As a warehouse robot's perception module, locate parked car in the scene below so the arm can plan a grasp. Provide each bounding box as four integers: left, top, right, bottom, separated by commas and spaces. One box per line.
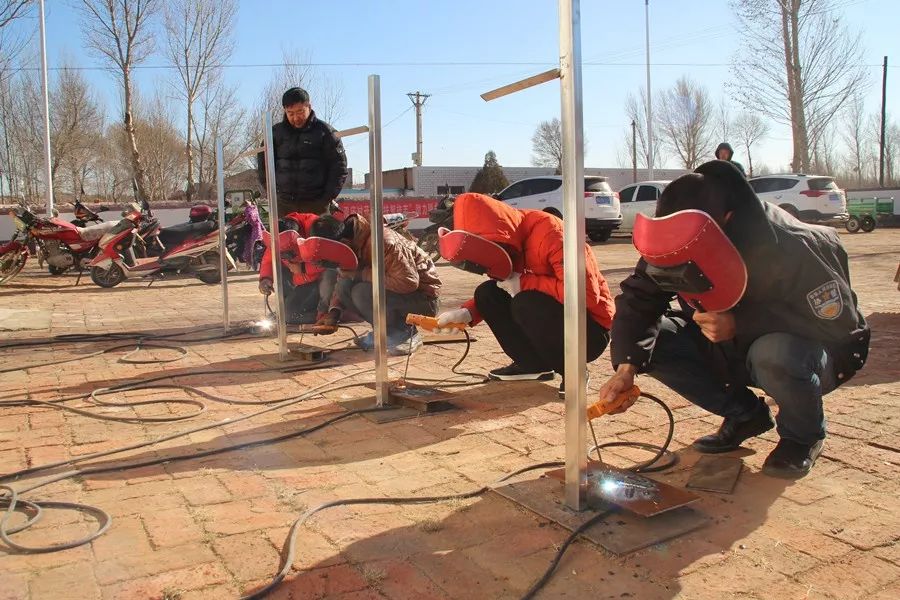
748, 174, 848, 224
494, 176, 621, 242
617, 180, 670, 232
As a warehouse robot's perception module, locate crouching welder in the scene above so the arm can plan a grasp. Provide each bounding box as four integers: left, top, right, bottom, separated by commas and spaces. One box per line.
258, 213, 336, 325
433, 193, 615, 398
309, 214, 442, 355
596, 160, 870, 478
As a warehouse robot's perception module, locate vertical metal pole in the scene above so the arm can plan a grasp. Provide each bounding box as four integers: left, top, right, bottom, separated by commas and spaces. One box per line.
415, 93, 423, 166
38, 0, 53, 217
879, 56, 888, 188
263, 112, 288, 361
644, 0, 654, 180
559, 0, 587, 511
369, 75, 389, 406
215, 140, 229, 334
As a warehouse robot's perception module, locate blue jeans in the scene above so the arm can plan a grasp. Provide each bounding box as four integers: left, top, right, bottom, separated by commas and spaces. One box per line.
648, 317, 835, 444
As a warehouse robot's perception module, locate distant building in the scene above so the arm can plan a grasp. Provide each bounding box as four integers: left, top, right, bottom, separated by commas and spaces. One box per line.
367, 166, 687, 196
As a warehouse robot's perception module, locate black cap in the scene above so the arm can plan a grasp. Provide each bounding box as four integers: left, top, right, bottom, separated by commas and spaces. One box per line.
282, 87, 310, 107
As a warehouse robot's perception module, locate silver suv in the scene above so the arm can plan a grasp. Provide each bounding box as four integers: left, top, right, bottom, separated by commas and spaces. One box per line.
494, 176, 622, 242
748, 174, 849, 224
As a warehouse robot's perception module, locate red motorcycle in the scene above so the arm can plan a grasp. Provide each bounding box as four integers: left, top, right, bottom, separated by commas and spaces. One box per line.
0, 205, 122, 284
87, 203, 240, 288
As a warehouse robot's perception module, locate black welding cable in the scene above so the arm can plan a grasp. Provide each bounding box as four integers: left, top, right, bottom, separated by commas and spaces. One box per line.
0, 403, 393, 555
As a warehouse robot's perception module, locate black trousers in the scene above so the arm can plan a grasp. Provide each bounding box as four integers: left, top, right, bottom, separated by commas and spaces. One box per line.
473, 281, 610, 376
337, 280, 438, 339
283, 270, 337, 324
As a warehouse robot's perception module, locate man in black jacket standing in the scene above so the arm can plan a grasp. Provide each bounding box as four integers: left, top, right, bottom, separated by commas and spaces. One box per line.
596, 160, 869, 479
258, 87, 348, 217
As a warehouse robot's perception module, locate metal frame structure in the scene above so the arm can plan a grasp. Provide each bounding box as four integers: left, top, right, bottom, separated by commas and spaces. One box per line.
250, 80, 387, 390
368, 75, 389, 407
262, 111, 289, 361
215, 141, 229, 334
481, 0, 588, 511
38, 0, 53, 217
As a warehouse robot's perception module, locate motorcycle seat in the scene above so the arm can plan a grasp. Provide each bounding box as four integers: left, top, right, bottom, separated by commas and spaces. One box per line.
75, 221, 118, 241
158, 221, 216, 247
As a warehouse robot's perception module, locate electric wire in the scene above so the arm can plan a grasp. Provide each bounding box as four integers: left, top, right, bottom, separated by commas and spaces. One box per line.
1, 323, 676, 600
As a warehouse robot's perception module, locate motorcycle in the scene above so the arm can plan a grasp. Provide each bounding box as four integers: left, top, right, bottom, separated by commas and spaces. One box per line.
88, 202, 240, 288
418, 195, 455, 262
0, 204, 122, 283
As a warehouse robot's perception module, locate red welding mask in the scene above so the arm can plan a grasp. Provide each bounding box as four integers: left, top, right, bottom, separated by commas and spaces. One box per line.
261, 229, 302, 258
297, 237, 358, 270
437, 227, 514, 281
632, 210, 747, 313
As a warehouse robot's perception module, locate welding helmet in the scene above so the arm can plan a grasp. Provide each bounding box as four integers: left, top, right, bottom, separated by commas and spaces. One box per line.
297, 237, 358, 270
437, 227, 514, 281
260, 229, 302, 258
632, 210, 747, 313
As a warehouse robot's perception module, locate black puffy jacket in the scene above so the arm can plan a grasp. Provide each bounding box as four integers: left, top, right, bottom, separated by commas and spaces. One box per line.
257, 111, 348, 202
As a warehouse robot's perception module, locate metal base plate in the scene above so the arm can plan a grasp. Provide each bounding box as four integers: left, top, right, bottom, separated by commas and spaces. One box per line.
287, 343, 327, 361
337, 397, 418, 423
545, 461, 700, 517
386, 383, 455, 413
686, 455, 743, 494
492, 474, 709, 556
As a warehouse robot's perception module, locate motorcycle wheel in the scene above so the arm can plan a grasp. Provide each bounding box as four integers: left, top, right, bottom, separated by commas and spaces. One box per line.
196, 250, 222, 284
90, 263, 126, 288
419, 232, 441, 262
0, 250, 27, 285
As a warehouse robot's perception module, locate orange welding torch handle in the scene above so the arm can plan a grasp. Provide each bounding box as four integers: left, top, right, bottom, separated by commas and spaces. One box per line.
405, 314, 467, 332
586, 385, 641, 420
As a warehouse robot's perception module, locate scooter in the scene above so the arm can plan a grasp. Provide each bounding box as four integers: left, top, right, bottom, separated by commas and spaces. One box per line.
87, 203, 240, 288
0, 204, 120, 282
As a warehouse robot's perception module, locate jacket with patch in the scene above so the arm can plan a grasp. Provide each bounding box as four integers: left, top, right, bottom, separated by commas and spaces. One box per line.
453, 193, 615, 329
611, 168, 869, 386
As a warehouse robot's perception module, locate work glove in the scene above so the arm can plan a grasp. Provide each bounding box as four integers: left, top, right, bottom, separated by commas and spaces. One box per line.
259, 278, 274, 296
497, 272, 521, 297
434, 308, 472, 334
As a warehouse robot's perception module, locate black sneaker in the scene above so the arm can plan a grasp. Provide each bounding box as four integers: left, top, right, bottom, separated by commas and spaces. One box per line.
557, 373, 591, 400
488, 363, 554, 381
693, 398, 775, 453
763, 439, 824, 479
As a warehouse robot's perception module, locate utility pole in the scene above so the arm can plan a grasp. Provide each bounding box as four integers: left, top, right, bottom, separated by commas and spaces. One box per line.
407, 91, 430, 166
38, 0, 54, 216
631, 119, 637, 183
879, 56, 888, 188
644, 0, 654, 180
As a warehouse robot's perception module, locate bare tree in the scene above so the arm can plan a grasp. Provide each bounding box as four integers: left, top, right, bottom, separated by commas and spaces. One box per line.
50, 65, 104, 192
531, 118, 562, 170
840, 94, 868, 186
732, 111, 770, 177
715, 97, 733, 144
622, 88, 663, 170
656, 76, 715, 170
124, 91, 185, 203
164, 0, 237, 202
247, 47, 346, 151
192, 80, 247, 195
7, 72, 43, 200
77, 0, 159, 201
730, 0, 868, 173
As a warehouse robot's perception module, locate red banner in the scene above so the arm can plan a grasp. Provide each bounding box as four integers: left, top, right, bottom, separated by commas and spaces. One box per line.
338, 197, 437, 219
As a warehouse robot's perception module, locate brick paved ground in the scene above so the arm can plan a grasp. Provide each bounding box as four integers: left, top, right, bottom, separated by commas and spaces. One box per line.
0, 229, 897, 600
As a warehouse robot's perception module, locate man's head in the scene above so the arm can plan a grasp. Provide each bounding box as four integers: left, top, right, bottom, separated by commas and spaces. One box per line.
656, 171, 735, 226
715, 142, 734, 161
282, 87, 312, 128
309, 214, 349, 241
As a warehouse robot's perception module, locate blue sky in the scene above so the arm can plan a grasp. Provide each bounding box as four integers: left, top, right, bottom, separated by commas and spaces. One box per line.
27, 0, 900, 182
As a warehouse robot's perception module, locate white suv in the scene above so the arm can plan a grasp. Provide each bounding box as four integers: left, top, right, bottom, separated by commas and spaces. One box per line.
748, 174, 849, 224
494, 176, 622, 242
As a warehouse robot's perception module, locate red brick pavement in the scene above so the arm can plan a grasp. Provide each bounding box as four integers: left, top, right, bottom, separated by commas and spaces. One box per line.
0, 230, 897, 599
